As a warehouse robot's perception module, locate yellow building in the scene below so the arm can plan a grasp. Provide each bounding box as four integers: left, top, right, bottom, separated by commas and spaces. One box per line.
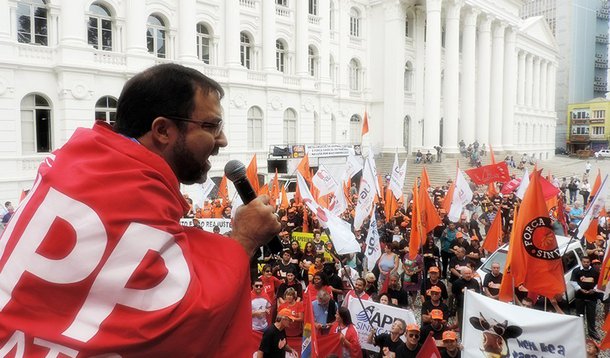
567, 98, 610, 153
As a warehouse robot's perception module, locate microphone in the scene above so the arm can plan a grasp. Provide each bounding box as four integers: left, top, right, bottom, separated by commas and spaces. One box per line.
224, 160, 283, 254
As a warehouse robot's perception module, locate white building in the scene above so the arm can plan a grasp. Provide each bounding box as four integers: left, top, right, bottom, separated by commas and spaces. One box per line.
0, 0, 558, 203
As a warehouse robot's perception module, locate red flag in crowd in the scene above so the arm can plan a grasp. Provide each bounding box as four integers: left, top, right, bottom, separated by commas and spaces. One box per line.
417, 333, 442, 357
508, 171, 566, 300
301, 291, 319, 357
280, 186, 289, 209
465, 162, 512, 185
483, 212, 503, 254
246, 155, 260, 194
18, 189, 29, 204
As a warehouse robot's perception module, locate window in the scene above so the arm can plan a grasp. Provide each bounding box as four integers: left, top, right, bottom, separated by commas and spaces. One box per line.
329, 55, 336, 84
196, 23, 211, 64
283, 108, 297, 144
404, 61, 413, 92
95, 96, 117, 126
571, 110, 590, 119
276, 40, 286, 73
147, 15, 167, 58
571, 126, 589, 135
276, 0, 287, 5
309, 0, 318, 15
308, 45, 318, 78
592, 126, 605, 135
247, 106, 263, 149
350, 114, 361, 144
21, 94, 51, 154
329, 1, 335, 31
405, 12, 414, 38
593, 110, 606, 119
349, 7, 361, 37
240, 32, 252, 69
17, 0, 48, 45
87, 3, 112, 51
349, 58, 361, 91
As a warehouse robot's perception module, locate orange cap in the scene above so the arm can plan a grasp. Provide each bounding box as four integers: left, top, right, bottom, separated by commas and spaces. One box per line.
442, 330, 457, 341
429, 286, 442, 293
277, 308, 297, 321
456, 232, 463, 238
406, 324, 420, 332
428, 266, 440, 273
430, 309, 443, 320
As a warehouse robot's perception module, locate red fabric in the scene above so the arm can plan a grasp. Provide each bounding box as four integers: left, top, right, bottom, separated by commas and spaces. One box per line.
417, 333, 441, 358
501, 178, 521, 194
260, 275, 283, 303
297, 155, 312, 183
465, 162, 512, 185
330, 322, 362, 358
0, 122, 252, 357
279, 301, 304, 337
502, 173, 560, 201
361, 112, 369, 137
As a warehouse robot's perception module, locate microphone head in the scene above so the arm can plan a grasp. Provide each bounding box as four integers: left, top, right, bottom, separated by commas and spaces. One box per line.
224, 160, 246, 182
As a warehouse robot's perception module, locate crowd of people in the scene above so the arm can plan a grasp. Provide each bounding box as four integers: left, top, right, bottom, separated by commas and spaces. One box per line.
181, 163, 607, 357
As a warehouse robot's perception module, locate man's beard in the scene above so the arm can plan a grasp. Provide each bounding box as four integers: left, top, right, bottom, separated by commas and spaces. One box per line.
172, 132, 206, 184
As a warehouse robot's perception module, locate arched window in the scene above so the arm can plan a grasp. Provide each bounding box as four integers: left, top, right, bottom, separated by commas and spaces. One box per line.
147, 15, 167, 58
87, 3, 112, 51
240, 32, 252, 69
283, 108, 297, 144
308, 45, 318, 78
247, 106, 263, 149
21, 94, 52, 154
95, 96, 117, 125
17, 0, 48, 45
329, 54, 336, 85
276, 39, 286, 73
308, 0, 318, 15
404, 61, 413, 92
329, 1, 335, 31
349, 7, 361, 37
349, 58, 361, 91
196, 23, 211, 64
350, 114, 361, 144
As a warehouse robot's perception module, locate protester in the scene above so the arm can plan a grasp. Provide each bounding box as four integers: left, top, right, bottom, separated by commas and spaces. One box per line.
252, 279, 273, 332
368, 318, 407, 357
0, 64, 282, 355
277, 288, 304, 338
419, 309, 448, 343
392, 324, 422, 357
421, 286, 450, 324
570, 256, 600, 340
439, 330, 461, 358
312, 290, 338, 334
482, 262, 503, 300
330, 307, 362, 358
256, 308, 299, 357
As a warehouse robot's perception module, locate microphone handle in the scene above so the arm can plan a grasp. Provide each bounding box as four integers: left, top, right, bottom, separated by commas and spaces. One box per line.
232, 177, 284, 255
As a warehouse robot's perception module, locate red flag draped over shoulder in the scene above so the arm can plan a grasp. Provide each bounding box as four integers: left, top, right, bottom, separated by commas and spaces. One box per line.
247, 155, 260, 194
509, 171, 566, 299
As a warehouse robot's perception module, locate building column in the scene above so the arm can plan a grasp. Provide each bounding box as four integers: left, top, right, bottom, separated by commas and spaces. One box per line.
225, 0, 240, 66
548, 63, 556, 110
295, 0, 308, 76
0, 0, 10, 39
443, 0, 462, 153
475, 14, 492, 144
489, 21, 505, 151
502, 27, 517, 152
423, 0, 442, 149
460, 7, 478, 145
517, 51, 526, 106
540, 60, 548, 110
532, 57, 541, 108
262, 0, 277, 72
178, 0, 197, 61
319, 0, 331, 81
525, 54, 533, 107
382, 1, 406, 152
414, 5, 426, 148
126, 0, 147, 53
60, 0, 86, 45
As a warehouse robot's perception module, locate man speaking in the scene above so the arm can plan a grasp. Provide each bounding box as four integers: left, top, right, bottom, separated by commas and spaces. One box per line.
0, 64, 280, 356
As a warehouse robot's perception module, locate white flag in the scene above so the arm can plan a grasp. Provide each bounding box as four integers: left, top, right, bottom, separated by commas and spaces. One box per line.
297, 173, 360, 254
329, 185, 348, 217
448, 169, 473, 222
389, 153, 407, 199
343, 152, 363, 181
577, 175, 609, 238
354, 156, 377, 230
201, 177, 216, 201
230, 194, 243, 219
515, 168, 530, 200
312, 164, 338, 197
365, 211, 381, 271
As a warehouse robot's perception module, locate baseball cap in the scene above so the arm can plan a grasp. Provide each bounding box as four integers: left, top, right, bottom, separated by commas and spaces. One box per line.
406, 324, 420, 332
430, 309, 443, 320
470, 235, 479, 241
428, 266, 440, 273
277, 308, 297, 321
442, 330, 457, 341
429, 286, 442, 293
456, 232, 463, 238
592, 259, 601, 264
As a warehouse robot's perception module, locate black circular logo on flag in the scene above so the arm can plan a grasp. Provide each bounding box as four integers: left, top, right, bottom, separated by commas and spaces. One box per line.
522, 217, 561, 260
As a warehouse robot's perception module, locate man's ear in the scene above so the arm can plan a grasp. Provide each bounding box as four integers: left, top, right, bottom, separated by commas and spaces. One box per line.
150, 117, 175, 145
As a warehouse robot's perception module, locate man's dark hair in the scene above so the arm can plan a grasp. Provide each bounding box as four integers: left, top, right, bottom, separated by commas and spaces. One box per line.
337, 307, 352, 325
114, 63, 224, 138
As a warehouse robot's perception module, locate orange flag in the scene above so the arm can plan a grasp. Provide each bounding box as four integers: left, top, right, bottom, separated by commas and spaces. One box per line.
487, 182, 498, 197
483, 212, 503, 254
259, 183, 269, 196
280, 186, 289, 209
270, 170, 280, 204
442, 181, 455, 213
246, 155, 260, 194
545, 195, 558, 218
508, 171, 566, 300
499, 208, 519, 303
361, 111, 369, 137
419, 168, 441, 234
302, 206, 309, 233
217, 175, 229, 204
296, 155, 312, 183
584, 170, 603, 243
409, 184, 423, 260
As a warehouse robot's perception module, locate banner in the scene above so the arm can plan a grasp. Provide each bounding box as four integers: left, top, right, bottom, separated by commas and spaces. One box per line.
448, 169, 473, 222
312, 164, 339, 197
465, 162, 511, 185
354, 156, 377, 230
364, 211, 381, 271
179, 218, 232, 234
463, 291, 586, 358
306, 144, 352, 158
348, 298, 416, 353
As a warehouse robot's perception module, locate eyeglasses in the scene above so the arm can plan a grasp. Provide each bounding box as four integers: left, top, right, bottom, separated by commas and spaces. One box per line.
254, 284, 262, 288
165, 116, 224, 137
408, 333, 420, 338
264, 270, 272, 273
